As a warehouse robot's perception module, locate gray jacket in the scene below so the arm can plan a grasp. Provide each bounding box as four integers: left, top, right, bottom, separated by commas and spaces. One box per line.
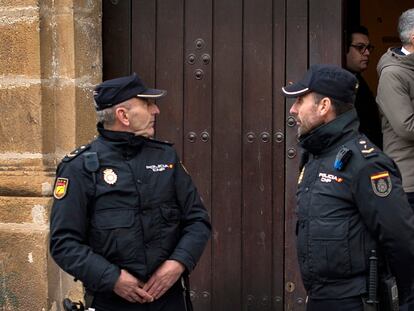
376, 48, 414, 193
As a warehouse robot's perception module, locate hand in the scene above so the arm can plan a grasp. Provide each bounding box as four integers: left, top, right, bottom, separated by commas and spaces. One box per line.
143, 260, 185, 300
113, 269, 154, 303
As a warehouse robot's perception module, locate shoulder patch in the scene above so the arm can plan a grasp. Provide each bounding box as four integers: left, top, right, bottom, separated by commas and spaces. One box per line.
370, 171, 392, 197
356, 138, 378, 159
54, 177, 69, 199
62, 144, 91, 162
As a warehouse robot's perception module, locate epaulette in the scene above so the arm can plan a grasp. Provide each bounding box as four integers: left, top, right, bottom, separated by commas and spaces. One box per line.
62, 144, 91, 162
355, 137, 378, 159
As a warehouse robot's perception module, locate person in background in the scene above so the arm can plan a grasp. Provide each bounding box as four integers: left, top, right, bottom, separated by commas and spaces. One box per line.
50, 73, 211, 311
346, 25, 382, 149
376, 8, 414, 211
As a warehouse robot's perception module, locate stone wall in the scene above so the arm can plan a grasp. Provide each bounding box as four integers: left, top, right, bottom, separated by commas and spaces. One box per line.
0, 1, 101, 310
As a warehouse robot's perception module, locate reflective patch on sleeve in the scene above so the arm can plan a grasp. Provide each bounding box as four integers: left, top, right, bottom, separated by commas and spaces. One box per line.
53, 178, 69, 200
370, 171, 392, 197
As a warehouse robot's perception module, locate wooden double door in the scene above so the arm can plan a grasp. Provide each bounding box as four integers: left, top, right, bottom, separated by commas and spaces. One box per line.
102, 0, 343, 310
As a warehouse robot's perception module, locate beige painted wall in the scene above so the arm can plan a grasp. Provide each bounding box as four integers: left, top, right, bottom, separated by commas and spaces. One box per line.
0, 1, 101, 310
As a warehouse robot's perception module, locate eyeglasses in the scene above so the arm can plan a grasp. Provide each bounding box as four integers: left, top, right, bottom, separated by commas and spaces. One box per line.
350, 44, 374, 54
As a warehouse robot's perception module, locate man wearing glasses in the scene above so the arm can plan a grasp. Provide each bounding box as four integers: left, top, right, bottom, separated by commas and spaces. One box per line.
377, 8, 414, 212
346, 25, 382, 149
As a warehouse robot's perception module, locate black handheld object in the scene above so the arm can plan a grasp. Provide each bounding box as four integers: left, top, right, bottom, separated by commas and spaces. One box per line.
381, 275, 399, 311
62, 298, 85, 311
367, 250, 379, 305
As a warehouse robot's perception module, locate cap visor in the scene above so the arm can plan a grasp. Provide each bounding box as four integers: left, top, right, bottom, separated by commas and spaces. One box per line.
281, 83, 310, 98
137, 88, 167, 99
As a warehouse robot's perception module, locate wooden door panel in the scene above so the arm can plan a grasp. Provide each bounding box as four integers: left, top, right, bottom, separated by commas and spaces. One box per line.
285, 0, 309, 310
102, 1, 345, 310
309, 0, 344, 65
131, 0, 156, 84
183, 1, 213, 310
102, 0, 131, 79
243, 0, 274, 310
155, 0, 185, 157
273, 0, 287, 309
212, 0, 243, 310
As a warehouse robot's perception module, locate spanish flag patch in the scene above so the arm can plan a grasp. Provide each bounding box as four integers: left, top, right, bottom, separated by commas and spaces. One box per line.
53, 178, 69, 200
370, 171, 392, 197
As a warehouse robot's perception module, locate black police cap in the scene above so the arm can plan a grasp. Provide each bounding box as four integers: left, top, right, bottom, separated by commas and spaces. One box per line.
93, 73, 167, 111
281, 64, 358, 103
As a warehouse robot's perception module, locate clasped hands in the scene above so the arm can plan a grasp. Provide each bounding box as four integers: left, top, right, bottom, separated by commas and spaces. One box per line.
113, 260, 185, 303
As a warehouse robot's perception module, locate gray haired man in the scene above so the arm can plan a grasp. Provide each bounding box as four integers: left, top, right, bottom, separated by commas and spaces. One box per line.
376, 8, 414, 213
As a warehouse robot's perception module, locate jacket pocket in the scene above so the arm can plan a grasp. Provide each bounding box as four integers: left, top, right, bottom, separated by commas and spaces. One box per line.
296, 219, 311, 288
90, 209, 139, 263
160, 203, 182, 251
309, 218, 351, 279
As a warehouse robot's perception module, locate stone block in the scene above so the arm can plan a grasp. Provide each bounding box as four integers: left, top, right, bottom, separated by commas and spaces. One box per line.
75, 85, 97, 146
38, 1, 56, 79
0, 1, 39, 8
39, 83, 56, 154
73, 0, 101, 12
0, 84, 43, 153
0, 19, 40, 76
0, 171, 55, 197
74, 9, 102, 79
0, 196, 51, 224
0, 225, 48, 310
55, 13, 76, 78
53, 84, 77, 153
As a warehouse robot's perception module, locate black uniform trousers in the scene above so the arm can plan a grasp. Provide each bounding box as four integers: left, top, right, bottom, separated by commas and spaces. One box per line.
91, 281, 186, 311
306, 296, 363, 311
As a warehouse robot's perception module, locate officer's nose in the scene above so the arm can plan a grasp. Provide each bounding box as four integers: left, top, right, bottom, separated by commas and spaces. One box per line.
290, 101, 298, 115
150, 103, 160, 115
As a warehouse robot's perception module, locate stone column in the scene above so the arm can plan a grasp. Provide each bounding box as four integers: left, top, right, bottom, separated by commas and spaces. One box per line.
0, 1, 101, 310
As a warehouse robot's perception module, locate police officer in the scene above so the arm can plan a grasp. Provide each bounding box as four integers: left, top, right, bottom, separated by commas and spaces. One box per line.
282, 64, 414, 311
50, 73, 211, 311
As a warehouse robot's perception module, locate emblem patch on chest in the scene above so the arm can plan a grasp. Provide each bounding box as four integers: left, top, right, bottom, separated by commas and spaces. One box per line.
318, 172, 343, 183
146, 164, 174, 172
370, 171, 392, 197
103, 168, 118, 185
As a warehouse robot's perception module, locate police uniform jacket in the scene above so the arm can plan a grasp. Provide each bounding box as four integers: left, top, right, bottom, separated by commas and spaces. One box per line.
50, 123, 211, 294
296, 109, 414, 301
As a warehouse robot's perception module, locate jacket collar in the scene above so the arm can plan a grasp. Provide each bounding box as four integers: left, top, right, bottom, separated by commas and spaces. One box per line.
299, 109, 359, 155
97, 122, 145, 157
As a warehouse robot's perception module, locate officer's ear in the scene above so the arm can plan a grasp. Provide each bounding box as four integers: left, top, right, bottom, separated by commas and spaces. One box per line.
115, 106, 130, 126
318, 97, 336, 122
317, 97, 331, 115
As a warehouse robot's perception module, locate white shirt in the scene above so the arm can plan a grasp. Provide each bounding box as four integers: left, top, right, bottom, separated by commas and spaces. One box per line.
401, 46, 411, 55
